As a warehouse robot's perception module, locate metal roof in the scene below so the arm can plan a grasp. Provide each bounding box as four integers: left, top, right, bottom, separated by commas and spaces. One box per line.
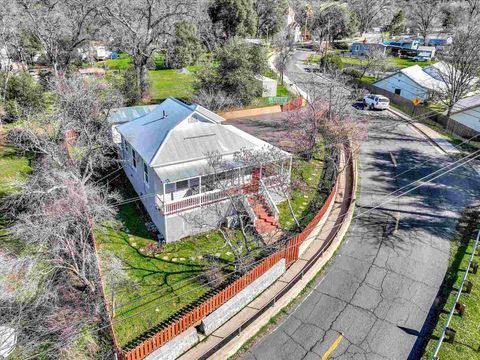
108, 105, 157, 124
154, 157, 241, 183
151, 123, 277, 166
117, 98, 199, 165
399, 65, 446, 92
117, 97, 290, 180
451, 94, 480, 114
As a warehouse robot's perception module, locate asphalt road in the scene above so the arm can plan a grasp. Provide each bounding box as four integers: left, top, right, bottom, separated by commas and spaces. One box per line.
241, 54, 480, 360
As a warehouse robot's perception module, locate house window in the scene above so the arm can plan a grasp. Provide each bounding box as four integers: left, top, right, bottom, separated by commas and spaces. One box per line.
165, 183, 175, 193
176, 180, 189, 190
132, 149, 137, 168
143, 163, 149, 184
394, 89, 401, 95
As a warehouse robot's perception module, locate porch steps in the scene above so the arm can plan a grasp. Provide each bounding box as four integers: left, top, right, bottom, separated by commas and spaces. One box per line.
247, 195, 281, 235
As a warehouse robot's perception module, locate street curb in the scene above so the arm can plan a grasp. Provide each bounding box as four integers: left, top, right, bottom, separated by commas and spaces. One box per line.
218, 152, 358, 360
179, 148, 358, 360
386, 108, 448, 154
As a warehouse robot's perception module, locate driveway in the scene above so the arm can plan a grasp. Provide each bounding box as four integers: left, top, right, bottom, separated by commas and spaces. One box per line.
241, 56, 480, 360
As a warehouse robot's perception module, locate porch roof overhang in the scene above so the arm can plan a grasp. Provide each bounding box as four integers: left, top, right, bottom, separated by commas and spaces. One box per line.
153, 157, 242, 183
153, 148, 292, 184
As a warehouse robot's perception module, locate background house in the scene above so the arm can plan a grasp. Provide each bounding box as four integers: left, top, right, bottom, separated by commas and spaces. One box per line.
373, 64, 446, 101
285, 7, 302, 42
117, 98, 292, 243
449, 94, 480, 134
350, 42, 387, 56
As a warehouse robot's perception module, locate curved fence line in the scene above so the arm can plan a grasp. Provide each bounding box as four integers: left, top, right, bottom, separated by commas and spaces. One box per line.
117, 175, 340, 360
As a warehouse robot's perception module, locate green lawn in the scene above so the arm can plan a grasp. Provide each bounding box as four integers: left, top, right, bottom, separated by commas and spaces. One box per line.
423, 235, 480, 359
96, 193, 249, 347
96, 54, 132, 71
0, 135, 31, 253
390, 57, 435, 68
148, 66, 199, 102
338, 56, 435, 69
0, 141, 31, 197
277, 141, 330, 231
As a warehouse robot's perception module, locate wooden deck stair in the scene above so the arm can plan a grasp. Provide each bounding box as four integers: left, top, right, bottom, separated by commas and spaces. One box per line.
247, 195, 281, 234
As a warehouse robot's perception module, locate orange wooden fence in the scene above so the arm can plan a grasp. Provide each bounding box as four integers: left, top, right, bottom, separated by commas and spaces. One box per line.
118, 177, 338, 360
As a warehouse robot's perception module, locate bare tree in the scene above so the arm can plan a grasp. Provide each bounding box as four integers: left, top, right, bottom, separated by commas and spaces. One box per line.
16, 0, 103, 75
273, 29, 296, 85
103, 0, 193, 100
348, 0, 392, 34
465, 0, 480, 20
358, 47, 391, 80
0, 78, 123, 358
409, 0, 440, 43
192, 88, 240, 112
433, 25, 480, 120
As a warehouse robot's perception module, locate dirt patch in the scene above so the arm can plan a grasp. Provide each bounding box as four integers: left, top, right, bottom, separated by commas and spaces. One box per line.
226, 113, 297, 153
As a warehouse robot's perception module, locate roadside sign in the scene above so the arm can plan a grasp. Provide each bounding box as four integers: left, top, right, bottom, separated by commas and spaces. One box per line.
267, 96, 290, 105
412, 97, 421, 106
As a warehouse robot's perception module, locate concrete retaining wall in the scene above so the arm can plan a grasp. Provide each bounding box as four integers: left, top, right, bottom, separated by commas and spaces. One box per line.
220, 105, 282, 120
199, 259, 286, 335
145, 327, 199, 360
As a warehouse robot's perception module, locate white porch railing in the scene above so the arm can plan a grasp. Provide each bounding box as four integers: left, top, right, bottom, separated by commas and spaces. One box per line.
259, 178, 279, 220
241, 194, 257, 224
156, 187, 244, 216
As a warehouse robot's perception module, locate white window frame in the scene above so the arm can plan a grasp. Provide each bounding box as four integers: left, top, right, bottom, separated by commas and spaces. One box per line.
131, 148, 137, 169
143, 163, 149, 184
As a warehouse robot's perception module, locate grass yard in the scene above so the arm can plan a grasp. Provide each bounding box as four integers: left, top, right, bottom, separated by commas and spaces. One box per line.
148, 66, 199, 102
277, 141, 332, 231
96, 192, 249, 347
0, 139, 31, 198
390, 57, 435, 68
0, 134, 31, 252
423, 222, 480, 359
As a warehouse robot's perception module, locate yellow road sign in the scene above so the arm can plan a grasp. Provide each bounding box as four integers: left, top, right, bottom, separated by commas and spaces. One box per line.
412, 97, 421, 106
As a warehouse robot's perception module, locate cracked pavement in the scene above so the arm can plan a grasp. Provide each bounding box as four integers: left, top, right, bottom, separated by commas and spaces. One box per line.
240, 52, 480, 360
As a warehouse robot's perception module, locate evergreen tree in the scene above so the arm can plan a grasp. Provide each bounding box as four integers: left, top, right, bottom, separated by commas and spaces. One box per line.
208, 0, 257, 39
170, 21, 204, 69
387, 10, 405, 36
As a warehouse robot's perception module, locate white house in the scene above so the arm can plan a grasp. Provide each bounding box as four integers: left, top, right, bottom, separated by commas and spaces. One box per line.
109, 105, 157, 144
117, 98, 292, 243
449, 94, 480, 133
373, 64, 446, 101
285, 7, 302, 42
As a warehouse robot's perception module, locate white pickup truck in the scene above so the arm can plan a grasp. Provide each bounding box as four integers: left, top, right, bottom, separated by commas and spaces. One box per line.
363, 94, 390, 110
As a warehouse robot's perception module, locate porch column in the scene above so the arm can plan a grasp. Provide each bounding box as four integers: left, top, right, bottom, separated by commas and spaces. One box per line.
163, 182, 166, 205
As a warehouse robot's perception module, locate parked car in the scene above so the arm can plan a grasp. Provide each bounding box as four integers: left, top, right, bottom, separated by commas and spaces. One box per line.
412, 55, 429, 62
363, 94, 390, 110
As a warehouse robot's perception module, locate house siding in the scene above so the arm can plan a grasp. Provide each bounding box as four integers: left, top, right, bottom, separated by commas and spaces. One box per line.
374, 72, 430, 101
451, 107, 480, 133
120, 140, 167, 239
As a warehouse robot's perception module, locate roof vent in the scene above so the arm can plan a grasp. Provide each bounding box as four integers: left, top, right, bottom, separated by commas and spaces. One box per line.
143, 109, 168, 126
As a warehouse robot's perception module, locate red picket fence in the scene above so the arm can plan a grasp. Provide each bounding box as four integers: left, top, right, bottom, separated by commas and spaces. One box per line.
281, 96, 304, 112
118, 176, 339, 360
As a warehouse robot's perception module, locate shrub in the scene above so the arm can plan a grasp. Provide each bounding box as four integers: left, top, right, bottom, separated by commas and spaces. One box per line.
320, 54, 344, 71
342, 67, 362, 79
333, 42, 349, 50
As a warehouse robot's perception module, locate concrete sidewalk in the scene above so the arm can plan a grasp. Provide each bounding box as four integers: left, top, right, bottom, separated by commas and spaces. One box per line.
178, 151, 357, 360
387, 108, 461, 155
